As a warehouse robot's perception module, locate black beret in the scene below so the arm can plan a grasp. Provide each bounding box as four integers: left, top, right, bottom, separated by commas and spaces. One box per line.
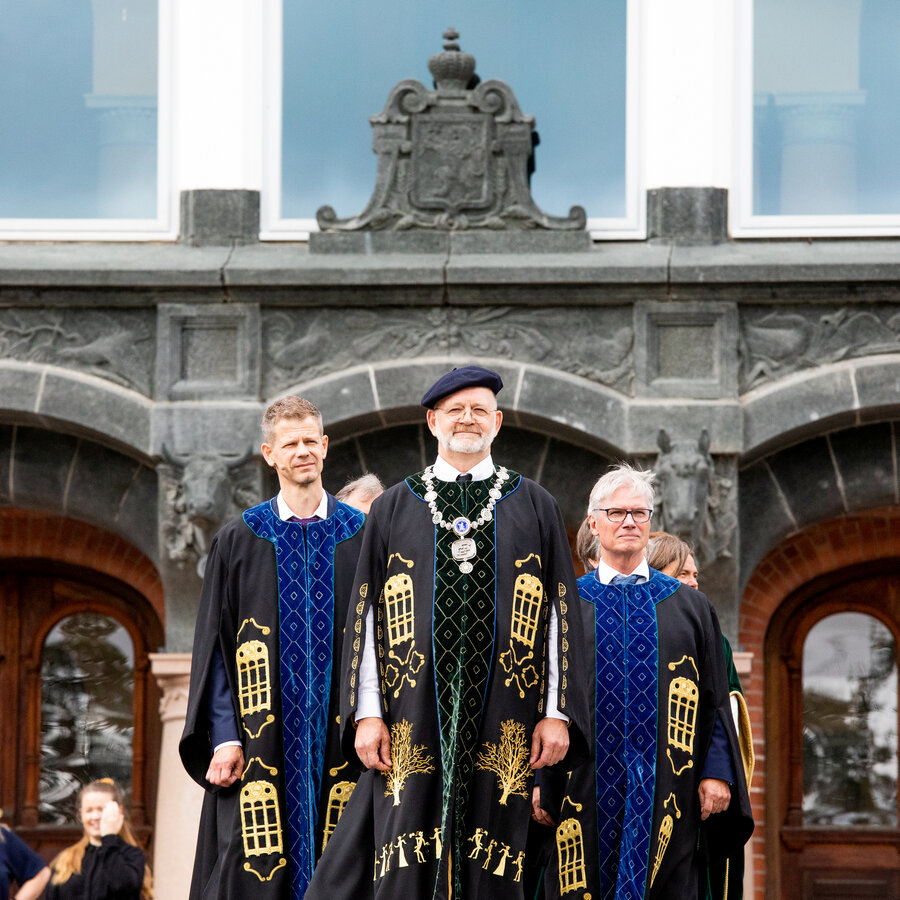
420, 365, 504, 408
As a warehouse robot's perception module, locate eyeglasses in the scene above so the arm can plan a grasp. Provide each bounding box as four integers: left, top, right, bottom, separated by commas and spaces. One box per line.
592, 508, 653, 524
433, 404, 498, 422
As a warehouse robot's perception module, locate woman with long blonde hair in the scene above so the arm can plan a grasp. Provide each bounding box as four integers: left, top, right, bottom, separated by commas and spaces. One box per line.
47, 779, 152, 900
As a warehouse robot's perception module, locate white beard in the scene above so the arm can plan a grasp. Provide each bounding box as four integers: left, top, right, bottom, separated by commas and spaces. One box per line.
435, 420, 497, 455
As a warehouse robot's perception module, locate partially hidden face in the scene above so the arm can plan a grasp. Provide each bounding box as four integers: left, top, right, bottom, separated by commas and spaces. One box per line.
663, 553, 699, 589
588, 486, 653, 557
80, 790, 113, 839
261, 416, 328, 489
426, 386, 502, 456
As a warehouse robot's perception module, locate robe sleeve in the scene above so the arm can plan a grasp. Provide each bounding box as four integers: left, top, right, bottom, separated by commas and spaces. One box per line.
541, 488, 593, 772
700, 599, 755, 856
180, 532, 240, 788
339, 496, 390, 765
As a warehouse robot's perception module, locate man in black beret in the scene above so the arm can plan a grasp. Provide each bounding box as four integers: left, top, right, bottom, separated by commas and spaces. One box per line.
306, 366, 594, 900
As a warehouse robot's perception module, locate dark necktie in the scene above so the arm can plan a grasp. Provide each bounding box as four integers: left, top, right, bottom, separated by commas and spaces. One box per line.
611, 573, 640, 585
456, 473, 473, 483
288, 515, 320, 525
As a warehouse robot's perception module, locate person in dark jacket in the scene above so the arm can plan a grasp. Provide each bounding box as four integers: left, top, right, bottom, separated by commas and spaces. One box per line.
47, 779, 152, 900
0, 823, 49, 899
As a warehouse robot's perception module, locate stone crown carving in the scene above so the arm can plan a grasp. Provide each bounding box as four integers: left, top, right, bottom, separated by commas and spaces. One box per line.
316, 29, 586, 232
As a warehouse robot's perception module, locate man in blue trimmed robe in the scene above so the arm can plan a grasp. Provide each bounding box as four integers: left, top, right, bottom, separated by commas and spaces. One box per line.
180, 396, 366, 900
545, 464, 753, 900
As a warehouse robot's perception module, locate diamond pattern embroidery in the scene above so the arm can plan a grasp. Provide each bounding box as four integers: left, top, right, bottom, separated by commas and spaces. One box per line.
244, 501, 364, 899
577, 570, 680, 900
406, 470, 520, 893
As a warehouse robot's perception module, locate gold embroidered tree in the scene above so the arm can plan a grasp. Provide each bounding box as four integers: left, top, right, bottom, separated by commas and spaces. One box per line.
476, 719, 531, 805
383, 718, 435, 806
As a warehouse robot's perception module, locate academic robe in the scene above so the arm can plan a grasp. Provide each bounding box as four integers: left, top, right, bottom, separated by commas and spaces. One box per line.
700, 637, 754, 900
305, 469, 594, 900
180, 495, 365, 900
545, 569, 753, 900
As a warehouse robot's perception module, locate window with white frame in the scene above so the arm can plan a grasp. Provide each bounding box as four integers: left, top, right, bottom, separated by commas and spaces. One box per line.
737, 0, 900, 235
0, 0, 166, 236
267, 0, 638, 238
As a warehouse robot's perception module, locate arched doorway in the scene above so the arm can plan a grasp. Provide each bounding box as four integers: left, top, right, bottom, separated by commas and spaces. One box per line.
0, 512, 164, 863
766, 561, 900, 898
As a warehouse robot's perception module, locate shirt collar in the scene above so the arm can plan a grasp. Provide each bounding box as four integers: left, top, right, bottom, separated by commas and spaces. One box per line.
594, 558, 650, 585
432, 454, 495, 482
276, 489, 329, 521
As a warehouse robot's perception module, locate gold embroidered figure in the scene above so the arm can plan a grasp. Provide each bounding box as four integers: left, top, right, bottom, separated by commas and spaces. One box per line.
384, 573, 415, 646
650, 814, 674, 886
556, 818, 588, 894
482, 839, 496, 870
240, 780, 283, 865
413, 830, 430, 863
237, 640, 271, 717
476, 719, 531, 805
468, 827, 487, 859
493, 842, 512, 877
667, 676, 699, 755
511, 573, 543, 649
321, 781, 356, 853
513, 850, 525, 883
382, 719, 435, 806
432, 826, 442, 858
395, 833, 409, 868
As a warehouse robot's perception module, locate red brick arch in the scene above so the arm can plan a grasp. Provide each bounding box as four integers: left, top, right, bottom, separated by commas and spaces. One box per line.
738, 507, 900, 900
0, 508, 164, 626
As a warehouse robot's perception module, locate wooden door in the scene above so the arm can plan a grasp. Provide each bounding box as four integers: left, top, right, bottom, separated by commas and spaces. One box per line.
0, 565, 162, 863
768, 563, 900, 899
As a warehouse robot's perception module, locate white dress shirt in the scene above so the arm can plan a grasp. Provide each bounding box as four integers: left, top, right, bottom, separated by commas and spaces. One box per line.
357, 455, 567, 722
593, 558, 650, 585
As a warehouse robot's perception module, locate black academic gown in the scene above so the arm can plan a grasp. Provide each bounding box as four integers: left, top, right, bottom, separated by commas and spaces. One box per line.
180, 495, 365, 900
544, 570, 753, 900
305, 469, 594, 900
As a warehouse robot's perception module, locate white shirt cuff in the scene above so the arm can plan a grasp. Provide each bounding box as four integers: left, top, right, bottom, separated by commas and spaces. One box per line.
356, 607, 384, 720
213, 739, 243, 754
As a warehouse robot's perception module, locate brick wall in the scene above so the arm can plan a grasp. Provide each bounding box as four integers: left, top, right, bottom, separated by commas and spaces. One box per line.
738, 507, 900, 900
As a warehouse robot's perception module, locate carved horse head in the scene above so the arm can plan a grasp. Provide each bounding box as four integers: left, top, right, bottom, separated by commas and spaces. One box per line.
654, 429, 713, 554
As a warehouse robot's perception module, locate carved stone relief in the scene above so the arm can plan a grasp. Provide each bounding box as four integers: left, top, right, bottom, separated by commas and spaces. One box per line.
316, 30, 585, 233
261, 306, 634, 396
654, 429, 737, 567
739, 305, 900, 393
158, 450, 259, 577
0, 309, 154, 395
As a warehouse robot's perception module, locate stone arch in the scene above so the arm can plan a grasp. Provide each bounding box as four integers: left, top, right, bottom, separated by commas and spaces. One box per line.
738, 419, 900, 589
742, 356, 900, 460
0, 508, 165, 626
737, 507, 900, 899
0, 361, 154, 460
0, 420, 158, 562
274, 358, 630, 459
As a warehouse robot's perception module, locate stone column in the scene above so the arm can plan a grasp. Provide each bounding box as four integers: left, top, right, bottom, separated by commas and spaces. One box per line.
150, 653, 203, 900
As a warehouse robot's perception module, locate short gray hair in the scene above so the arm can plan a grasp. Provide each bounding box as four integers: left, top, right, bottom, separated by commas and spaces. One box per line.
587, 463, 655, 516
336, 473, 385, 504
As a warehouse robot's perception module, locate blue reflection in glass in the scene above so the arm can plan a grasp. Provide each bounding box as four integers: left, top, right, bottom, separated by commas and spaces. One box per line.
282, 0, 627, 220
753, 0, 900, 216
0, 0, 158, 219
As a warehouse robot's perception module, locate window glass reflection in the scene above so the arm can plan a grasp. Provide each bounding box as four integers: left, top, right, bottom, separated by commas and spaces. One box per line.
282, 0, 627, 221
753, 0, 900, 215
803, 612, 897, 826
0, 0, 158, 219
40, 613, 134, 824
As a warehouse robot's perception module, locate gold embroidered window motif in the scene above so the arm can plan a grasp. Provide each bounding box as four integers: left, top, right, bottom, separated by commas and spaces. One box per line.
650, 814, 674, 886
237, 640, 271, 717
667, 677, 698, 755
321, 781, 356, 853
511, 574, 543, 650
240, 780, 283, 858
384, 574, 415, 647
555, 818, 587, 894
